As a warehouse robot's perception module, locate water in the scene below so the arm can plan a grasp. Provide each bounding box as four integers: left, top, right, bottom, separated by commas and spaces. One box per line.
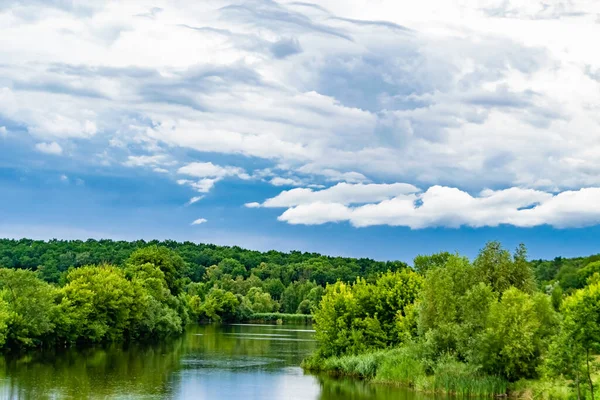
0, 324, 434, 400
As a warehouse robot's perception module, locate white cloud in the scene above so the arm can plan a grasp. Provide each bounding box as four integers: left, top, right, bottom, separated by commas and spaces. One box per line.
188, 178, 220, 193
269, 177, 303, 186
251, 182, 420, 208
1, 0, 600, 230
35, 141, 63, 155
178, 162, 249, 179
272, 185, 600, 229
59, 174, 69, 182
186, 195, 205, 206
124, 154, 173, 167
0, 126, 7, 137
191, 218, 208, 225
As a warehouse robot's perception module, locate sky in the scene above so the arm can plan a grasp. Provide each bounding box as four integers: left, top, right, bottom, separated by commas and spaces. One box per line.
1, 0, 600, 262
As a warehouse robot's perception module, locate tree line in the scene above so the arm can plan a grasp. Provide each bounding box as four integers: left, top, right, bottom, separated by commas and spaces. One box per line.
0, 239, 406, 350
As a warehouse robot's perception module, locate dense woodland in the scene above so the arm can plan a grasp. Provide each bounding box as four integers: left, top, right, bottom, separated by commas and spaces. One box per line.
1, 238, 600, 399
0, 238, 405, 351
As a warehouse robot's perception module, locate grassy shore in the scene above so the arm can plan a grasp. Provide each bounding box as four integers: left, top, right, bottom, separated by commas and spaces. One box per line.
242, 313, 313, 324
302, 347, 579, 399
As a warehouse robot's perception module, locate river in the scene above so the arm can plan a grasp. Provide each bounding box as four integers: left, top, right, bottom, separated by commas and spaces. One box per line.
0, 324, 437, 399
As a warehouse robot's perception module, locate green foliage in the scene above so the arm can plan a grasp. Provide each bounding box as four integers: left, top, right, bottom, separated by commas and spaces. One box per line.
0, 238, 405, 288
0, 256, 188, 351
474, 242, 535, 294
281, 280, 319, 314
304, 346, 508, 397
218, 258, 247, 278
473, 288, 558, 380
127, 246, 186, 295
61, 265, 146, 343
262, 278, 285, 300
0, 268, 59, 348
0, 298, 8, 348
245, 287, 278, 313
244, 313, 313, 324
307, 240, 571, 395
559, 280, 600, 400
124, 262, 185, 339
313, 270, 422, 357
413, 252, 452, 274
190, 288, 239, 323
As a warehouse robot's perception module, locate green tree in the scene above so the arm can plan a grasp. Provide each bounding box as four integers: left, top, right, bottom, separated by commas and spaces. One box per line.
473, 288, 558, 380
474, 242, 535, 295
413, 252, 452, 274
263, 278, 285, 300
0, 268, 59, 347
0, 298, 8, 348
313, 270, 422, 357
281, 281, 318, 314
218, 258, 247, 279
128, 246, 187, 295
191, 288, 239, 323
245, 287, 278, 313
61, 265, 146, 342
561, 281, 600, 400
124, 262, 184, 339
418, 254, 478, 355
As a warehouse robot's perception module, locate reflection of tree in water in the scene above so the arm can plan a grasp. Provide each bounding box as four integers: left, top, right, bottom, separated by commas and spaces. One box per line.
185, 324, 315, 371
316, 375, 444, 400
0, 336, 187, 399
0, 324, 317, 399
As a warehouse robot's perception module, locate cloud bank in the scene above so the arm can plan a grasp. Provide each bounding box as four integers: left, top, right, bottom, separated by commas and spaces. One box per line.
1, 0, 599, 229
252, 184, 600, 229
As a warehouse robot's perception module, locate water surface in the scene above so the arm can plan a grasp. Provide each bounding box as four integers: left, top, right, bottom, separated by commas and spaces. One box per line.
0, 324, 439, 400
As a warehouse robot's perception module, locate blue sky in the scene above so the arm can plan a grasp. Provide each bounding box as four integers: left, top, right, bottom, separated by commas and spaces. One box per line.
1, 0, 600, 262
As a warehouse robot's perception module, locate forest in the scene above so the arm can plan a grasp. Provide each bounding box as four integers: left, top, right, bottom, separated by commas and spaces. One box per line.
1, 238, 600, 399
0, 238, 404, 350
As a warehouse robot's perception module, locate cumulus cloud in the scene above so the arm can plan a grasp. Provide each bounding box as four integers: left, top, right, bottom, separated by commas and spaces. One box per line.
191, 218, 208, 225
269, 185, 600, 229
250, 182, 420, 208
35, 141, 63, 155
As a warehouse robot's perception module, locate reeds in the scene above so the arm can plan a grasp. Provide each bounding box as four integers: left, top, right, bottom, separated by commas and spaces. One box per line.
302, 347, 509, 397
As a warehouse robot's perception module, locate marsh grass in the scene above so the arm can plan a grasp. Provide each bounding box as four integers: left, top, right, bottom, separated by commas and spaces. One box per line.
509, 378, 574, 400
303, 347, 509, 397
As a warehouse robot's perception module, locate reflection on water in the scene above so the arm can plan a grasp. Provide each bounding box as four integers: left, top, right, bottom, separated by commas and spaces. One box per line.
0, 324, 449, 400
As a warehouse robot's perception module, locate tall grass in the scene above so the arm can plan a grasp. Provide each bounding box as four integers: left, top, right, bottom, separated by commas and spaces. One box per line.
303, 347, 509, 397
509, 378, 573, 400
429, 356, 507, 397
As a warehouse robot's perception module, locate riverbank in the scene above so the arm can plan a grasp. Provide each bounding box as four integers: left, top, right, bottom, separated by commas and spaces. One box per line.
302, 348, 575, 399
242, 313, 313, 324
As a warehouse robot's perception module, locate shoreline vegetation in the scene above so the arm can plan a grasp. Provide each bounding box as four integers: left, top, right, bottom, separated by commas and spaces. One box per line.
242, 313, 313, 325
301, 243, 600, 399
0, 239, 599, 400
